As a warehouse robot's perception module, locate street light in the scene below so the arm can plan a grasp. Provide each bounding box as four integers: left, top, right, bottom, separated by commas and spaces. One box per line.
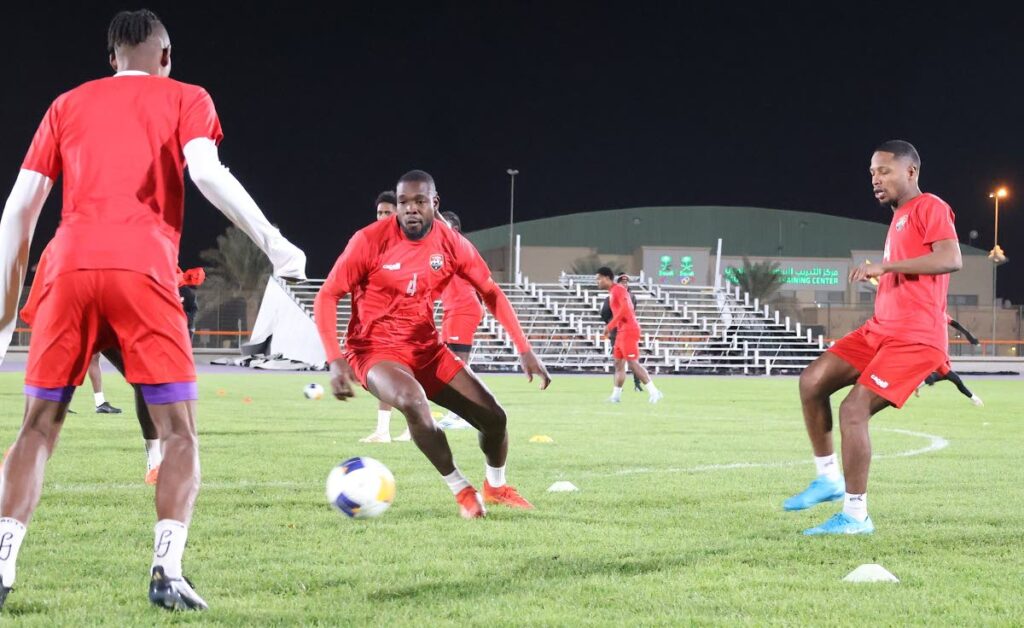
507, 169, 519, 283
988, 187, 1009, 356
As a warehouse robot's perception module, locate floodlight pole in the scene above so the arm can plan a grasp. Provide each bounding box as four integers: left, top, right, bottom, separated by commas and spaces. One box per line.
507, 169, 519, 284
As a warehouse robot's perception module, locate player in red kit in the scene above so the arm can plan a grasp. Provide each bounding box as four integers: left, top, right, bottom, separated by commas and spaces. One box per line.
314, 170, 551, 519
0, 10, 306, 611
436, 210, 485, 430
784, 140, 961, 535
596, 267, 662, 404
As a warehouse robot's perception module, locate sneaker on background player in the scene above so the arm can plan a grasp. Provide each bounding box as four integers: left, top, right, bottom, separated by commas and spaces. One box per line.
970, 394, 984, 407
438, 412, 472, 430
394, 427, 412, 442
149, 566, 209, 611
96, 401, 122, 414
783, 475, 845, 511
359, 431, 391, 444
803, 512, 875, 536
648, 388, 664, 404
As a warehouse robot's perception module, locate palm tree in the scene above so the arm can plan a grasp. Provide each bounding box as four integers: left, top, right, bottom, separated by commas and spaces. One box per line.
570, 253, 625, 276
198, 225, 273, 330
726, 257, 785, 302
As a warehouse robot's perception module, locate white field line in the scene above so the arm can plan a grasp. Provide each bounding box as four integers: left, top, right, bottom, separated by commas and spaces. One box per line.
606, 427, 949, 477
34, 428, 949, 493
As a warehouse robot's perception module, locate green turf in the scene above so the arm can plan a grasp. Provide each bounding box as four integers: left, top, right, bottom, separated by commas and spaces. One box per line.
0, 372, 1021, 625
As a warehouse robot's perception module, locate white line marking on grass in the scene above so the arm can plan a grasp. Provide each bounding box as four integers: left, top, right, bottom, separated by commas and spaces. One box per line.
45, 480, 309, 493
608, 427, 949, 477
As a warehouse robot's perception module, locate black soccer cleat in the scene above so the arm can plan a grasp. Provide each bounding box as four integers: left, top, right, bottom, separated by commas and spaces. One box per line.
96, 402, 123, 414
149, 566, 208, 611
0, 583, 11, 612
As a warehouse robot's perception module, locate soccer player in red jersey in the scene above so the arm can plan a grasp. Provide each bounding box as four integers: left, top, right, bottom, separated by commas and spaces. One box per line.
361, 191, 413, 443
0, 10, 306, 610
785, 140, 961, 535
435, 210, 485, 430
314, 170, 551, 519
596, 267, 662, 404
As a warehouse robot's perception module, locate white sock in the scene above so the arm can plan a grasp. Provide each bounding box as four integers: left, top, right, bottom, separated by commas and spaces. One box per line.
611, 386, 623, 400
646, 381, 660, 395
376, 410, 392, 434
486, 464, 506, 488
0, 517, 27, 587
442, 467, 471, 495
843, 493, 868, 522
814, 454, 841, 481
145, 439, 163, 471
152, 519, 188, 579
94, 392, 106, 406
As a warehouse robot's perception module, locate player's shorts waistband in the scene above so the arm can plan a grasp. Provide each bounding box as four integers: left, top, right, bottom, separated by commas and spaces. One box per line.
141, 382, 199, 404
24, 385, 75, 403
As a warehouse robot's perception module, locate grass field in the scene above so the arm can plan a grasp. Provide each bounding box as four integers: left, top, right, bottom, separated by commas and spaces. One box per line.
0, 371, 1021, 625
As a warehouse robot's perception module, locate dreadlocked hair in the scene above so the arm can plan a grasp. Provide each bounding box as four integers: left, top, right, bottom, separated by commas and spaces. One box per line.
107, 9, 163, 53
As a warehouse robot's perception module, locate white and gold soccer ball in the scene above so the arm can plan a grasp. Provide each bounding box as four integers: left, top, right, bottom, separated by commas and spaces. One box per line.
303, 383, 324, 400
325, 457, 396, 519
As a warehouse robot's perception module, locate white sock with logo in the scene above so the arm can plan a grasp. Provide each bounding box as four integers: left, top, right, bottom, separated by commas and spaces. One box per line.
442, 468, 471, 495
145, 439, 162, 471
376, 410, 392, 435
152, 519, 188, 579
814, 454, 841, 481
610, 386, 623, 401
843, 493, 868, 522
94, 392, 106, 406
0, 518, 27, 587
485, 464, 506, 488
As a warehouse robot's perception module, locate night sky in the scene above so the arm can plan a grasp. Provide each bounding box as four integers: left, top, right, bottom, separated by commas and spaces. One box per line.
3, 3, 1023, 302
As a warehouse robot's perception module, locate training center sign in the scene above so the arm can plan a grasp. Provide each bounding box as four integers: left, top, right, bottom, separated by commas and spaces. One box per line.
721, 257, 849, 292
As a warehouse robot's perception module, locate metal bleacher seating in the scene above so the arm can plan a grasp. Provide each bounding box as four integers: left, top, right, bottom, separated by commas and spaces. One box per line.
278, 274, 823, 374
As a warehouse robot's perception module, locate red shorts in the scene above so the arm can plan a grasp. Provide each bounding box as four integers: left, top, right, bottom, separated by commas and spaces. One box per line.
345, 342, 466, 398
828, 326, 946, 408
441, 311, 482, 347
613, 329, 642, 360
937, 361, 951, 377
24, 270, 195, 388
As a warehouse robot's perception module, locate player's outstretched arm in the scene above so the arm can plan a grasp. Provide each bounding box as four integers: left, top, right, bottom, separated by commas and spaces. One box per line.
0, 170, 53, 362
183, 138, 306, 281
519, 349, 552, 390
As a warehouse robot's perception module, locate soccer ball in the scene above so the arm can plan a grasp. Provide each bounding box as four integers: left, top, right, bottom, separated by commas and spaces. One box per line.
303, 383, 324, 399
325, 457, 396, 519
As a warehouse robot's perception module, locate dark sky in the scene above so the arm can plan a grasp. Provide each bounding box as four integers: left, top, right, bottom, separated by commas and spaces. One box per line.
3, 2, 1023, 302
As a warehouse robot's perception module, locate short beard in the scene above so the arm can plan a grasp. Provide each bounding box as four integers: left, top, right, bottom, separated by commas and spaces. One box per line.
400, 221, 430, 241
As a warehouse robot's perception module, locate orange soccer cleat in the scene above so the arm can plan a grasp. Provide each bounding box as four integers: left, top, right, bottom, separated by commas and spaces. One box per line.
145, 465, 160, 486
455, 487, 486, 519
483, 481, 534, 510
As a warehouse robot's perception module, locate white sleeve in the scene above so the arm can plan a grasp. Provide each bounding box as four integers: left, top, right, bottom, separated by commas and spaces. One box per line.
0, 170, 53, 363
183, 138, 307, 281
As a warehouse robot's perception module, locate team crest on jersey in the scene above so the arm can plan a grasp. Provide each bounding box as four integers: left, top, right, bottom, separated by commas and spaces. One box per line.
429, 254, 444, 271
895, 215, 908, 232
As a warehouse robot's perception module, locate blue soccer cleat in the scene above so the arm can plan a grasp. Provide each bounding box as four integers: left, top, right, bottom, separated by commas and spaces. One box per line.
783, 476, 845, 511
803, 511, 875, 536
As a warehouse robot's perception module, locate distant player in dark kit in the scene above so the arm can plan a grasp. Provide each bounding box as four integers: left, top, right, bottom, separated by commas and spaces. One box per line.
600, 274, 643, 392
314, 170, 551, 519
0, 10, 306, 611
785, 140, 961, 535
915, 317, 983, 406
596, 267, 662, 404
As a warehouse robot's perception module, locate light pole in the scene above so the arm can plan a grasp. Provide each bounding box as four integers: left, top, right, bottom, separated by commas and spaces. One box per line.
507, 169, 519, 282
988, 187, 1008, 356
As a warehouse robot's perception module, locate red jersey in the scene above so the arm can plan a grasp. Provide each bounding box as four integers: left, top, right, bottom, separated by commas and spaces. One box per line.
441, 273, 483, 318
315, 218, 529, 362
21, 74, 223, 292
865, 193, 957, 351
606, 283, 641, 334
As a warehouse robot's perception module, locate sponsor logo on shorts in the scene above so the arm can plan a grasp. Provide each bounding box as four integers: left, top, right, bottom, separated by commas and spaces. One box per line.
870, 374, 889, 389
449, 335, 460, 341
383, 262, 401, 270
430, 254, 443, 271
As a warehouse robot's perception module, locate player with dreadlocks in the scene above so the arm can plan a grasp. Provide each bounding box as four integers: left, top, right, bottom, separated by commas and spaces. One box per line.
0, 9, 306, 611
